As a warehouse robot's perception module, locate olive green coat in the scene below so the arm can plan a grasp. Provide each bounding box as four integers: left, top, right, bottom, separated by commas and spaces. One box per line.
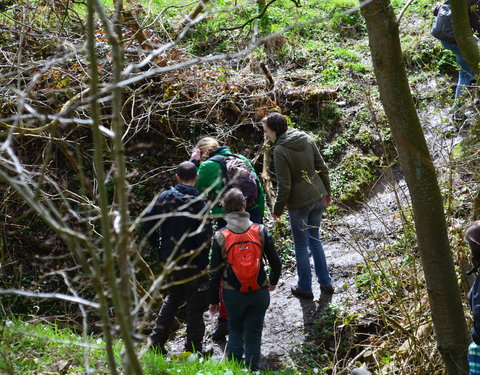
272, 128, 331, 216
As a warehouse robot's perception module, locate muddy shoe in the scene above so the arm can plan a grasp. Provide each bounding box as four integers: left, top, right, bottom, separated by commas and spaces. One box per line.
212, 317, 228, 340
290, 286, 314, 299
452, 109, 466, 123
320, 285, 335, 295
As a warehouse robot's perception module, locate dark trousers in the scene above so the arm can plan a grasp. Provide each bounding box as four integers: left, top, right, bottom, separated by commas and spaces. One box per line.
217, 207, 263, 321
223, 287, 270, 371
150, 271, 208, 352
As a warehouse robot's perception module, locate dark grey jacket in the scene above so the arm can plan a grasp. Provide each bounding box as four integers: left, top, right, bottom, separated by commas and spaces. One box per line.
272, 128, 331, 216
142, 184, 212, 271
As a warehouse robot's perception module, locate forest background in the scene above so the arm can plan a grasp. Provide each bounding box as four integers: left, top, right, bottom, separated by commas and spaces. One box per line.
0, 0, 479, 374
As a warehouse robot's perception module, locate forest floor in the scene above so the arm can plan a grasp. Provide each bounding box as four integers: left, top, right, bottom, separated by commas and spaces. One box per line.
160, 74, 475, 373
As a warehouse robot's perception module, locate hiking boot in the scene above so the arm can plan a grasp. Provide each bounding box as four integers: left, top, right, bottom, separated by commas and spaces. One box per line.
452, 109, 466, 123
320, 285, 335, 295
290, 286, 314, 299
212, 317, 228, 340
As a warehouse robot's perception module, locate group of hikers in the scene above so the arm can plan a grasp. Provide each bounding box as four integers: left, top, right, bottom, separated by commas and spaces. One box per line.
141, 107, 480, 373
142, 112, 334, 371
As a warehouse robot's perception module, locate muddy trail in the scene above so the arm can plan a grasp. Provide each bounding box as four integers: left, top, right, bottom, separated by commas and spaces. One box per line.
161, 77, 471, 372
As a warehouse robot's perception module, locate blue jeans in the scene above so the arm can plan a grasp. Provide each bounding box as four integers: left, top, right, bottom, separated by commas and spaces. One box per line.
441, 40, 475, 108
223, 288, 270, 371
288, 199, 332, 293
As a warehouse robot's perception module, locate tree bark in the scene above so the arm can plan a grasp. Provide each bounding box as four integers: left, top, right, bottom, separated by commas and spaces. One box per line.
176, 0, 211, 31
360, 1, 470, 373
451, 0, 480, 77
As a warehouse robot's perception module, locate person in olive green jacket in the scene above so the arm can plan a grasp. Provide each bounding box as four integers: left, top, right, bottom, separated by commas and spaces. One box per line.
262, 112, 333, 299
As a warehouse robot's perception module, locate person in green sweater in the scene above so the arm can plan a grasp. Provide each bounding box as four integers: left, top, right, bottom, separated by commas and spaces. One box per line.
262, 112, 334, 299
190, 137, 265, 226
190, 136, 266, 339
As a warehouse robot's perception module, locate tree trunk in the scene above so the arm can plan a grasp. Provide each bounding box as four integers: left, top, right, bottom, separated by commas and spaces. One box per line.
451, 0, 480, 77
176, 0, 211, 31
360, 1, 470, 373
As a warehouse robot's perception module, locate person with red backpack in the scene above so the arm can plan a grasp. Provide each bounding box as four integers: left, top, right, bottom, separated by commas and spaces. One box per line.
208, 188, 282, 371
191, 136, 266, 339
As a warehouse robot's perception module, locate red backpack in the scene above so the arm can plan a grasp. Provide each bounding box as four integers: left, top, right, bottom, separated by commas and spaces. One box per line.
220, 224, 263, 293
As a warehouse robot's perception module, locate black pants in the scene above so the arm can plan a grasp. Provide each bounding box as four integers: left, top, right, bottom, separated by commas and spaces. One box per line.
150, 270, 208, 352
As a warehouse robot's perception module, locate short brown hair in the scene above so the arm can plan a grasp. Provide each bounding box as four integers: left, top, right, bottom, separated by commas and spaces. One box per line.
176, 161, 197, 182
222, 188, 246, 213
262, 112, 288, 136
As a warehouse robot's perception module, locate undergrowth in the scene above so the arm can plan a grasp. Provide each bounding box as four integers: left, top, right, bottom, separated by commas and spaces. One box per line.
0, 319, 299, 375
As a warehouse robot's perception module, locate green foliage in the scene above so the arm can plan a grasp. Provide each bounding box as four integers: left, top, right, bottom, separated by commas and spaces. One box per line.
1, 319, 295, 374
329, 148, 379, 206
0, 319, 122, 373
293, 303, 360, 373
267, 215, 295, 268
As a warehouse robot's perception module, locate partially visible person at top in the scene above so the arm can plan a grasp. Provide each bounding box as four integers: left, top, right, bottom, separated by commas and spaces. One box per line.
434, 0, 480, 121
465, 220, 480, 375
190, 136, 266, 340
142, 161, 212, 356
208, 188, 282, 371
262, 112, 334, 300
190, 136, 265, 226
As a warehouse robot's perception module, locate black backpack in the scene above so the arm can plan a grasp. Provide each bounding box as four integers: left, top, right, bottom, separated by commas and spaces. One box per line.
432, 1, 456, 43
209, 154, 259, 209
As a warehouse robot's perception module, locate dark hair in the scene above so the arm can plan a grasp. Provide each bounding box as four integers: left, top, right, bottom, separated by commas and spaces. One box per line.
176, 161, 197, 182
222, 188, 246, 213
466, 221, 480, 262
262, 112, 288, 136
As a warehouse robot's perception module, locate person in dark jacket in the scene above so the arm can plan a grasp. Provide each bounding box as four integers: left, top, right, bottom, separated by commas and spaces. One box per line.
208, 188, 282, 371
262, 112, 333, 300
435, 0, 480, 121
142, 161, 212, 355
466, 220, 480, 374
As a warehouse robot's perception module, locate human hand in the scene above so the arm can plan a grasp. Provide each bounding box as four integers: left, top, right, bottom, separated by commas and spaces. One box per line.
324, 195, 332, 206
268, 284, 276, 291
209, 304, 220, 314
191, 148, 201, 161
272, 214, 281, 222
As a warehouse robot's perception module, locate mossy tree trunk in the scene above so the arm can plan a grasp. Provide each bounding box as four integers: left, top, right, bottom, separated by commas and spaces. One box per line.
451, 0, 480, 77
360, 0, 470, 373
451, 0, 480, 219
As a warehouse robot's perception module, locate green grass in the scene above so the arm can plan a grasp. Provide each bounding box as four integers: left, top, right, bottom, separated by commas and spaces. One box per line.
0, 319, 306, 374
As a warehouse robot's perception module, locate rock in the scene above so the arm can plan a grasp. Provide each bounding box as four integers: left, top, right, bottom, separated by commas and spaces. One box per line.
350, 368, 372, 375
